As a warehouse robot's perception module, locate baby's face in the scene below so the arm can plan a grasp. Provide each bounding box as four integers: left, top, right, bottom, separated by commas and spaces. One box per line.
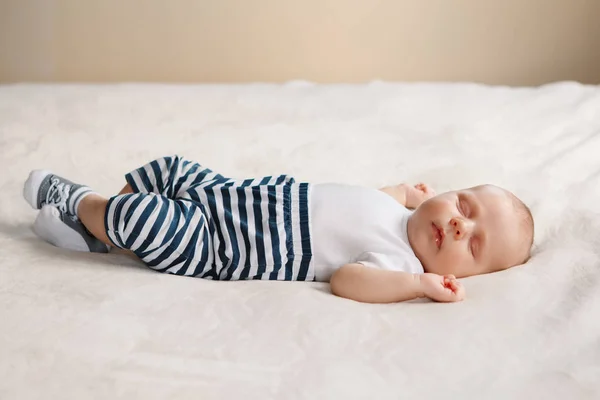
407, 185, 528, 278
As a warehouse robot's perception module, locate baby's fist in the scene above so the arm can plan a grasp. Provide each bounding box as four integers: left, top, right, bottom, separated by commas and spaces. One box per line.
405, 183, 436, 209
419, 273, 465, 303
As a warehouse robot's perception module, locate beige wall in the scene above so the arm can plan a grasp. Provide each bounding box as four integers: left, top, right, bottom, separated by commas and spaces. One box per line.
1, 0, 600, 85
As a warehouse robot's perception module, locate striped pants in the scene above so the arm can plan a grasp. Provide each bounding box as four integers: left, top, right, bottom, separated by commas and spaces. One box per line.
104, 156, 314, 281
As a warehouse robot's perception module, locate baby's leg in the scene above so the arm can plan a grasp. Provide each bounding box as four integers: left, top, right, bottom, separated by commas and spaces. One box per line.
24, 170, 112, 252
82, 192, 212, 276
125, 155, 231, 199
118, 184, 134, 195
24, 170, 97, 215
33, 206, 109, 253
31, 183, 134, 253
32, 190, 113, 248
77, 194, 113, 246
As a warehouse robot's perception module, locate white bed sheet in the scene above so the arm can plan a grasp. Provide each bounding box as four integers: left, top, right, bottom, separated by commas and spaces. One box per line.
1, 82, 600, 399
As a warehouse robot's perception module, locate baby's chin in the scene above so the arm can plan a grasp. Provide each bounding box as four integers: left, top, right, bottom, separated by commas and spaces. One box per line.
417, 256, 438, 275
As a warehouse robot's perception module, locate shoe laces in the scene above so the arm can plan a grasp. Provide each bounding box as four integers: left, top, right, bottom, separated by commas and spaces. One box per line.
45, 177, 71, 213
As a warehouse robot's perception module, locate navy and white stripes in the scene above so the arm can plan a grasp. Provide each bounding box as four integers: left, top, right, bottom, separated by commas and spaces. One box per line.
104, 156, 314, 281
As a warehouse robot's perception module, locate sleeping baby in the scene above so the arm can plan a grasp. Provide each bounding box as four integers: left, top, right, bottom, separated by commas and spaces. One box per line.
23, 155, 534, 303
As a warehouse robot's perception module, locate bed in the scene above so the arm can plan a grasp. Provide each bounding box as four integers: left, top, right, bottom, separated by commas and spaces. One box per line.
1, 82, 599, 399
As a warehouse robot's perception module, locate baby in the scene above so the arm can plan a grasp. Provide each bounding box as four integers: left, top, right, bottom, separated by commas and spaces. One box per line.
23, 156, 534, 303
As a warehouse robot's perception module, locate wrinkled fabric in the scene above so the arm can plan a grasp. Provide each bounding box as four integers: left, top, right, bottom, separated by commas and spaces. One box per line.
1, 82, 600, 399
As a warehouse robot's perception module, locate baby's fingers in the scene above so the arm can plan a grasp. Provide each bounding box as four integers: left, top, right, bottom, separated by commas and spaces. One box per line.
453, 286, 466, 301
415, 183, 427, 192
448, 281, 466, 301
441, 277, 465, 301
443, 275, 457, 289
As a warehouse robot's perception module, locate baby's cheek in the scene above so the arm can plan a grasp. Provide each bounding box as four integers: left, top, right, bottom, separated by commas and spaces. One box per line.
423, 199, 446, 214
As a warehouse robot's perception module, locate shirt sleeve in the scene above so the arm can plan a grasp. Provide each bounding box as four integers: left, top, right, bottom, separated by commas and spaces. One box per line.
355, 251, 423, 274
355, 252, 396, 270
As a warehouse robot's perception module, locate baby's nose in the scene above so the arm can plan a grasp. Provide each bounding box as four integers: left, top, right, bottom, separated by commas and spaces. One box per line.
450, 218, 471, 240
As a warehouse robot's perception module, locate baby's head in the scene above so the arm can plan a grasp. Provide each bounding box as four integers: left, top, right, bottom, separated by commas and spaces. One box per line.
407, 185, 533, 278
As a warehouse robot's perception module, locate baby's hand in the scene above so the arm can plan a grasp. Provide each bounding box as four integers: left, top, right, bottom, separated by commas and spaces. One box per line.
418, 273, 466, 303
405, 183, 436, 209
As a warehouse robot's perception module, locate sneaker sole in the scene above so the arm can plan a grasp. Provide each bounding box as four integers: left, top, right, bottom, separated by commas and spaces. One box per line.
23, 169, 52, 209
33, 205, 90, 252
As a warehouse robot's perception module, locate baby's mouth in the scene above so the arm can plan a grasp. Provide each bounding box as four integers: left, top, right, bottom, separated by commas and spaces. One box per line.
432, 222, 444, 249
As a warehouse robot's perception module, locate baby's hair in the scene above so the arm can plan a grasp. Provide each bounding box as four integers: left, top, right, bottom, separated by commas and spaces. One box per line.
508, 191, 534, 264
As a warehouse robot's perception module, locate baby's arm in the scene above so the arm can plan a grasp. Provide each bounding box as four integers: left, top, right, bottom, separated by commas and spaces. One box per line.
330, 264, 465, 303
379, 183, 435, 209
